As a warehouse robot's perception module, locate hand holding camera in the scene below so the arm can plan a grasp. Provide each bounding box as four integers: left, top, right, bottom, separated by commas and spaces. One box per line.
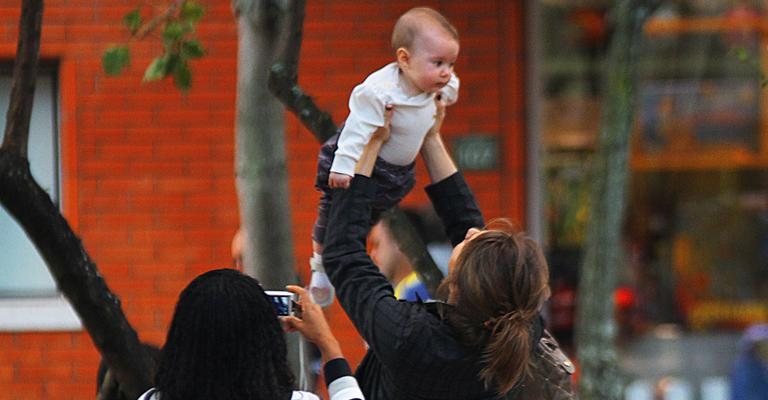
280, 285, 343, 363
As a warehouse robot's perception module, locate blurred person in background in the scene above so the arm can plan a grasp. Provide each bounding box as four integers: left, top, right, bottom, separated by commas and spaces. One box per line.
731, 323, 768, 400
368, 209, 439, 301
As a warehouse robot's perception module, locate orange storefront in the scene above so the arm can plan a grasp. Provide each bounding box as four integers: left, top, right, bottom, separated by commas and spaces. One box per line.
0, 2, 528, 398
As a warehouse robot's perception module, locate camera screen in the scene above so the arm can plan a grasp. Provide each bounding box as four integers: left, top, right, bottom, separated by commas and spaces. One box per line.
265, 291, 293, 316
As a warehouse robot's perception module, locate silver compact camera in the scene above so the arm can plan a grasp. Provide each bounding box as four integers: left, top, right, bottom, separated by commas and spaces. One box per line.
265, 290, 296, 316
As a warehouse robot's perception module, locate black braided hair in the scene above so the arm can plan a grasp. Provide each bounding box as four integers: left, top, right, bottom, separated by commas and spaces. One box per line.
155, 268, 294, 400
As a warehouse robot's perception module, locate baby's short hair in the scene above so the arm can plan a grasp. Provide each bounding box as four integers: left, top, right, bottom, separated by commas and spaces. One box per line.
391, 7, 459, 53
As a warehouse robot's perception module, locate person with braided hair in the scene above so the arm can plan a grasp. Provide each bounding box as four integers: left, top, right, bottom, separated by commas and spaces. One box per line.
136, 268, 363, 400
321, 98, 575, 399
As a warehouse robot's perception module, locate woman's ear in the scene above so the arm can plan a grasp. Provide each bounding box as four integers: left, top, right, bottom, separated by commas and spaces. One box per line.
396, 47, 410, 70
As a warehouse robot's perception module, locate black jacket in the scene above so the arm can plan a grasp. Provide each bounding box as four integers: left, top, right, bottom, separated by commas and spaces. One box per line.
323, 172, 504, 400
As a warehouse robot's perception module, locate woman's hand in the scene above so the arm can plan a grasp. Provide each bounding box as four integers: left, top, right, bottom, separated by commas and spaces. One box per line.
425, 95, 446, 143
355, 104, 394, 176
281, 285, 343, 363
372, 104, 394, 142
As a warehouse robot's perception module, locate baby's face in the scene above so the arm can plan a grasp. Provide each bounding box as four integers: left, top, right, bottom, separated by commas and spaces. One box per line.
401, 25, 459, 95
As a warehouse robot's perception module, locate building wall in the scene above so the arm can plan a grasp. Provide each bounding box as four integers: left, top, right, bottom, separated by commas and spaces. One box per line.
0, 1, 526, 398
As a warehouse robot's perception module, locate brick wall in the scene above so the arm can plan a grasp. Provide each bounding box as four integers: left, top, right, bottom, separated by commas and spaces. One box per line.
0, 1, 526, 398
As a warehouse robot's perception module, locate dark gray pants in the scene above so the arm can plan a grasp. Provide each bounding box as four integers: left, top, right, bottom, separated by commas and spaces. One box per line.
313, 133, 415, 244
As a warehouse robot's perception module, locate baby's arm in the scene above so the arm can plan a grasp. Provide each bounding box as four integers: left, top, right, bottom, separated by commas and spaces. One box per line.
330, 105, 394, 189
330, 86, 390, 181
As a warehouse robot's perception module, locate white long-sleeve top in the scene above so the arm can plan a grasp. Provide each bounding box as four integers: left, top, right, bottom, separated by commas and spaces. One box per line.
136, 358, 364, 400
137, 368, 364, 400
330, 62, 459, 176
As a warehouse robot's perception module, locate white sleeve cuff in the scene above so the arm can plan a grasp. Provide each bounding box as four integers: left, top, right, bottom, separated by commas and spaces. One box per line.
330, 154, 357, 177
328, 376, 365, 400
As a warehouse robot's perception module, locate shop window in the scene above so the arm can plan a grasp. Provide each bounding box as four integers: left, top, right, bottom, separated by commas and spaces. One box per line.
0, 66, 80, 330
537, 1, 767, 398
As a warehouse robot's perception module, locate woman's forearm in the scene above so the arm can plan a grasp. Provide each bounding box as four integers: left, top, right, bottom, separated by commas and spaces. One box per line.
354, 135, 384, 177
317, 336, 344, 364
354, 107, 391, 177
421, 133, 457, 183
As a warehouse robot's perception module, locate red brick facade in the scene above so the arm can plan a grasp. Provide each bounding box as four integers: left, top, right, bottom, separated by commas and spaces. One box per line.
0, 1, 526, 398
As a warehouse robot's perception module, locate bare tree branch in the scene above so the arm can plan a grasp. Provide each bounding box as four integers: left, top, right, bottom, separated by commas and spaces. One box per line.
0, 1, 154, 398
274, 0, 302, 78
0, 154, 154, 399
267, 0, 337, 142
2, 0, 42, 155
133, 0, 185, 40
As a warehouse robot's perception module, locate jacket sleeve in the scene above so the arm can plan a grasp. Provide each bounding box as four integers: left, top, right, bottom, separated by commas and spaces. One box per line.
322, 176, 426, 368
325, 358, 364, 400
425, 172, 484, 246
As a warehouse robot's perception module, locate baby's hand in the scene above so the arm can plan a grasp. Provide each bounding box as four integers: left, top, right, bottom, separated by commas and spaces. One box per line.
328, 172, 352, 189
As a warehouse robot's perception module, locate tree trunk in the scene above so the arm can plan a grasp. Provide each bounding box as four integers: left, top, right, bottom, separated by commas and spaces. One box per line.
574, 1, 657, 398
233, 0, 308, 386
0, 2, 154, 399
233, 0, 295, 289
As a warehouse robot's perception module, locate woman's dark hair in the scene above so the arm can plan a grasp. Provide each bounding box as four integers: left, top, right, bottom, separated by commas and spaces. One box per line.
155, 268, 294, 400
443, 220, 550, 395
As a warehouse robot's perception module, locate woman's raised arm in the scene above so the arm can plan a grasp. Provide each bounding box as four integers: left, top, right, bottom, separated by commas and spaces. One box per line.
420, 97, 458, 183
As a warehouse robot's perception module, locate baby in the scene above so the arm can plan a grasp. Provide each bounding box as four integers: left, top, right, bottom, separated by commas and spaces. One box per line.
309, 7, 460, 306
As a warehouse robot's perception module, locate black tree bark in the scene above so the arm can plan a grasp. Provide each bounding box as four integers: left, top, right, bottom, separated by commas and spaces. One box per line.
0, 1, 154, 399
2, 0, 42, 155
267, 0, 444, 295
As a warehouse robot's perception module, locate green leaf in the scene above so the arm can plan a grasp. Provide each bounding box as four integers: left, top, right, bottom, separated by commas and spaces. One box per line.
181, 40, 205, 59
735, 47, 749, 62
123, 9, 142, 34
143, 54, 170, 82
180, 1, 205, 23
173, 60, 192, 90
102, 46, 130, 76
163, 22, 186, 43
182, 20, 195, 34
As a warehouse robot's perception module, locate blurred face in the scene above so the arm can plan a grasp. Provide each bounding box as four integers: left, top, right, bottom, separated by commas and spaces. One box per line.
398, 25, 459, 95
369, 223, 408, 282
231, 229, 244, 271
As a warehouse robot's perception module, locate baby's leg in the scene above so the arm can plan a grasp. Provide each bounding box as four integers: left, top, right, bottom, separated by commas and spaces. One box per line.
309, 136, 338, 307
308, 237, 333, 307
370, 158, 417, 220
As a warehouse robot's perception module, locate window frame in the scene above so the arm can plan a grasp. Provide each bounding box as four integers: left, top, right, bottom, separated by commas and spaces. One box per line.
0, 61, 81, 332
